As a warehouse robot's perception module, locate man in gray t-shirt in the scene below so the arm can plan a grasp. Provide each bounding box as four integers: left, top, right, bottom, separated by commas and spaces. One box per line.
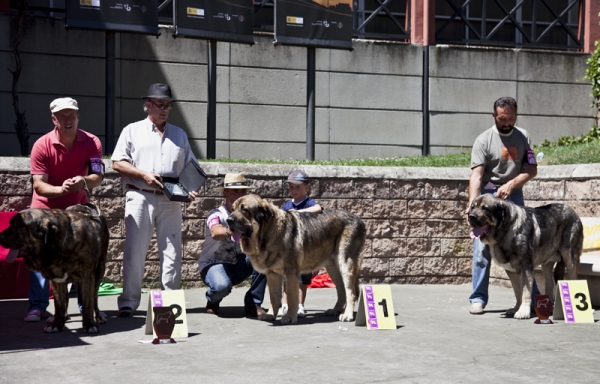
465, 96, 538, 315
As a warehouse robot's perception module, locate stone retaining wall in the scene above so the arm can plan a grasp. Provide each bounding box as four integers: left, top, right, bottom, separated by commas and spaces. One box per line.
1, 158, 600, 288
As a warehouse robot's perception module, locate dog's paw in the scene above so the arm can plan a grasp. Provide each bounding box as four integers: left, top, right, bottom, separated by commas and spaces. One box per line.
83, 325, 99, 334
339, 313, 355, 322
43, 324, 63, 333
96, 311, 108, 324
513, 306, 531, 319
280, 315, 298, 325
324, 308, 342, 317
258, 313, 275, 322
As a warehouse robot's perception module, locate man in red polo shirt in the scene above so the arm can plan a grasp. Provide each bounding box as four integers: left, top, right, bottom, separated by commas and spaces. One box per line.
24, 97, 104, 322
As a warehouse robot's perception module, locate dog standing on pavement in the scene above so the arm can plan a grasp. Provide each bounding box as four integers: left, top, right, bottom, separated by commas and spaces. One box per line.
468, 194, 582, 319
0, 204, 109, 333
227, 194, 366, 325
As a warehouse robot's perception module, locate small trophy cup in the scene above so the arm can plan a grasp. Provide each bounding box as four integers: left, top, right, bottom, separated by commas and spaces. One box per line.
534, 295, 553, 324
152, 305, 181, 344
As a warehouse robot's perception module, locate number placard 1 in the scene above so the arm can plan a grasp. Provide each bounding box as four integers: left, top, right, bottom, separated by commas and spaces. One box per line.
145, 290, 189, 338
552, 280, 595, 323
355, 285, 397, 330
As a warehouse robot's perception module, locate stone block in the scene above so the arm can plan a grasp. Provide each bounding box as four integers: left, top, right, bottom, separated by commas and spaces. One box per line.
523, 180, 565, 201
406, 238, 441, 257
0, 174, 31, 195
353, 179, 391, 199
441, 238, 473, 258
108, 239, 124, 261
181, 261, 201, 281
8, 196, 32, 212
184, 239, 204, 260
320, 179, 354, 198
565, 180, 594, 201
373, 199, 407, 219
106, 218, 122, 238
360, 257, 389, 277
408, 200, 442, 219
182, 219, 204, 239
371, 238, 407, 258
391, 219, 425, 237
103, 261, 122, 283
328, 41, 422, 75
230, 67, 305, 106
424, 257, 457, 275
99, 196, 126, 218
389, 257, 424, 276
337, 199, 373, 218
439, 200, 465, 220
365, 219, 393, 238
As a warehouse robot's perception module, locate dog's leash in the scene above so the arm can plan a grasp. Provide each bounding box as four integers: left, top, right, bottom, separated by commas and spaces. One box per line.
81, 177, 91, 198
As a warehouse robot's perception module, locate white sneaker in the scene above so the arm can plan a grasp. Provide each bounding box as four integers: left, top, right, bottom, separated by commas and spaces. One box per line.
277, 304, 288, 317
297, 304, 306, 318
469, 302, 484, 315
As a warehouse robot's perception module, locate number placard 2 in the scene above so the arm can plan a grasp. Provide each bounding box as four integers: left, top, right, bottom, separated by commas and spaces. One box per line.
145, 290, 189, 338
355, 285, 397, 330
552, 280, 595, 323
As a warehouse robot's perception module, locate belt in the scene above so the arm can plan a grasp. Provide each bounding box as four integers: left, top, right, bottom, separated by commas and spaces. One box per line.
126, 184, 163, 195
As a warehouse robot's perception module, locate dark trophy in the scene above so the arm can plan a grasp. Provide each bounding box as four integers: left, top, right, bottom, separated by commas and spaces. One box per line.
152, 304, 182, 344
534, 295, 553, 324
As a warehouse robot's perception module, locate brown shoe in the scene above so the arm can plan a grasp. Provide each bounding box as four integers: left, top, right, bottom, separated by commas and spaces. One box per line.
206, 301, 220, 315
245, 305, 266, 318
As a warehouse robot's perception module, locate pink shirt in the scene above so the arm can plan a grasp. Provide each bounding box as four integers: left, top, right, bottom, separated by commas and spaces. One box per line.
30, 127, 103, 209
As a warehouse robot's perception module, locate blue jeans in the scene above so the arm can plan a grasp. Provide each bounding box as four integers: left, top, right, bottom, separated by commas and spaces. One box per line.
28, 271, 82, 313
469, 188, 539, 305
28, 271, 49, 313
200, 256, 266, 307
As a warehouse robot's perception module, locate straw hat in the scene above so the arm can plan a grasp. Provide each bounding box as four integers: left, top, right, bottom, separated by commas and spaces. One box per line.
216, 173, 253, 192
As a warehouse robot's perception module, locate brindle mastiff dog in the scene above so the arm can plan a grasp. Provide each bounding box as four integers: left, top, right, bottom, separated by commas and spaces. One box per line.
227, 194, 366, 325
0, 204, 109, 333
468, 194, 583, 319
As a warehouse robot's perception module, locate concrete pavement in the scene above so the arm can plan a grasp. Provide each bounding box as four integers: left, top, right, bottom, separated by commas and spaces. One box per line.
1, 284, 599, 383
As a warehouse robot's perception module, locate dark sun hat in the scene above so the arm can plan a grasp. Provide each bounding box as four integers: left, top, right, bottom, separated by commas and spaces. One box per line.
142, 83, 178, 102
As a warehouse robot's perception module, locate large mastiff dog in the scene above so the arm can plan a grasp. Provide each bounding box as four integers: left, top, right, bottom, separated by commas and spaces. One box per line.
0, 204, 109, 333
227, 194, 366, 325
468, 194, 583, 319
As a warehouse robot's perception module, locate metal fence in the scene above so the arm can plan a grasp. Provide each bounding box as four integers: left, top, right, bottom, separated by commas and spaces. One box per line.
17, 0, 585, 51
435, 0, 584, 51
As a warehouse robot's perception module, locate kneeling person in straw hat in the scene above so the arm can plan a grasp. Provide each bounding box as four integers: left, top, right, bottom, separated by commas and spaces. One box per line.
198, 173, 267, 317
111, 83, 199, 318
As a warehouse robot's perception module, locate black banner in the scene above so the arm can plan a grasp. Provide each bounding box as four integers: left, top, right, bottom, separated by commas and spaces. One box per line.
275, 0, 353, 50
173, 0, 254, 44
65, 0, 159, 35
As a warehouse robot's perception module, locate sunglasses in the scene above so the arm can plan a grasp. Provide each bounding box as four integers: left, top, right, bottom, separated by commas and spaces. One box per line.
148, 99, 173, 111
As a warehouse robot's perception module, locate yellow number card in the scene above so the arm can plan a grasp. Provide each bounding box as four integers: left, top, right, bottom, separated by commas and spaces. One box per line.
355, 285, 397, 330
552, 280, 595, 323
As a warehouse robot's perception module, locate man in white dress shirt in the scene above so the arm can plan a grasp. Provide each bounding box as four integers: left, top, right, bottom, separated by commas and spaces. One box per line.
111, 83, 198, 317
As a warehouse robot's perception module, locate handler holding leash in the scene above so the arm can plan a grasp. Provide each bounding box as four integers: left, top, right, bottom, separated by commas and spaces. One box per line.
111, 83, 198, 317
197, 173, 267, 317
465, 96, 538, 315
25, 97, 104, 322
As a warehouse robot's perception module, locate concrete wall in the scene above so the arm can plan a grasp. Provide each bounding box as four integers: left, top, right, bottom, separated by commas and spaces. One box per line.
2, 158, 600, 289
0, 14, 595, 160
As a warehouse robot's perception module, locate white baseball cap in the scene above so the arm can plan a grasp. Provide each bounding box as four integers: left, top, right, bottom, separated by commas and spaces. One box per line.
50, 97, 79, 113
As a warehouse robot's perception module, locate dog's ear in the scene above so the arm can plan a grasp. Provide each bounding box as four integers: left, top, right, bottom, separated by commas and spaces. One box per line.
255, 203, 272, 224
41, 218, 58, 246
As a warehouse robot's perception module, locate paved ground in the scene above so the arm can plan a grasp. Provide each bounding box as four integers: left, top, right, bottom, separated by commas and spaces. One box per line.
1, 284, 599, 383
